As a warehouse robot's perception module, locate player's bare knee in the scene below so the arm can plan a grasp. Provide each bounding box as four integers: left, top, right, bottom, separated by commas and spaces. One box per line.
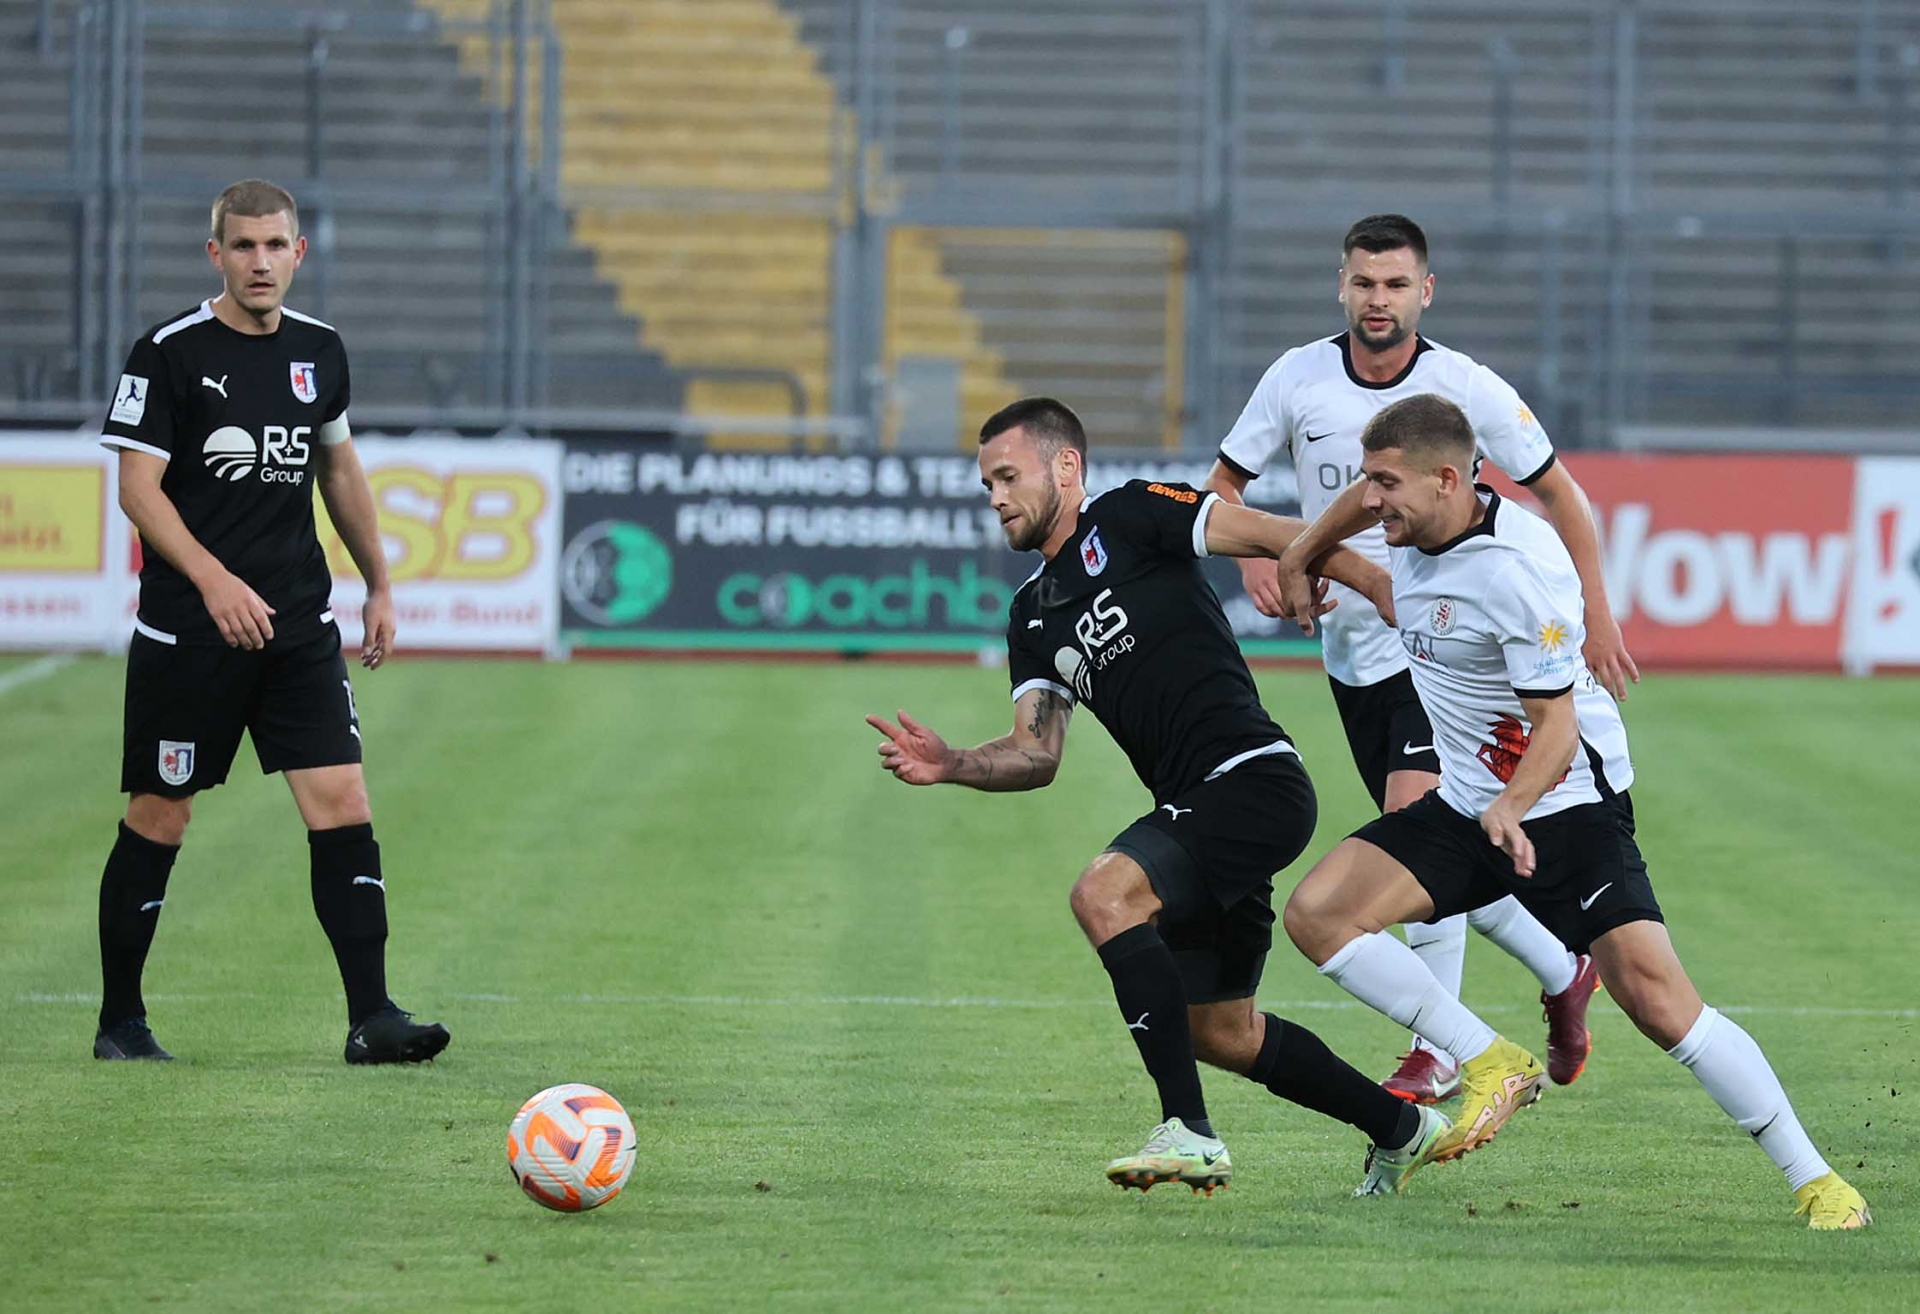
1281, 867, 1344, 962
125, 793, 191, 846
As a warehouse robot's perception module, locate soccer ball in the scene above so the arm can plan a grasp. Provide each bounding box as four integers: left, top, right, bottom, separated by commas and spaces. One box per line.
506, 1083, 638, 1212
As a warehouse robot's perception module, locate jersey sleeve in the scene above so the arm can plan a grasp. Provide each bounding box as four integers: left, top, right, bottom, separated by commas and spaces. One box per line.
1467, 363, 1555, 485
1216, 351, 1294, 480
1101, 479, 1220, 561
1485, 557, 1583, 697
99, 335, 176, 460
1007, 593, 1073, 705
323, 338, 352, 425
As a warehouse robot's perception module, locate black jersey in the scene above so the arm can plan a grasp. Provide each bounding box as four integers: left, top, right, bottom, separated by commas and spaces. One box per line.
1006, 480, 1294, 805
99, 300, 352, 646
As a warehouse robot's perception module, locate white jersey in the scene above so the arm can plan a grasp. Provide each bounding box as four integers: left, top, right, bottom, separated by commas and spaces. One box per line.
1219, 333, 1557, 686
1389, 487, 1633, 822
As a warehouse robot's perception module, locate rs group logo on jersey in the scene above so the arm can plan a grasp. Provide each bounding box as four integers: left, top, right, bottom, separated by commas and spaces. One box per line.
201, 425, 312, 484
290, 361, 318, 404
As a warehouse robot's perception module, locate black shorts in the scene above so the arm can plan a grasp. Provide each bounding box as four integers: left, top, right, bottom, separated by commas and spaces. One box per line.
1352, 789, 1663, 955
1105, 751, 1317, 1004
121, 624, 363, 798
1329, 670, 1441, 810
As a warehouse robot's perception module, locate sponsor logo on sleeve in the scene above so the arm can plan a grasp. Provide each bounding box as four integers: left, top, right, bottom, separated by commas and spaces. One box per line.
110, 374, 148, 425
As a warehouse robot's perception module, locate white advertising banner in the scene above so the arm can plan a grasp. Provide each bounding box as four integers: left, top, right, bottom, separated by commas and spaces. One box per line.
1844, 457, 1920, 672
0, 433, 135, 649
1, 433, 562, 654
320, 437, 564, 654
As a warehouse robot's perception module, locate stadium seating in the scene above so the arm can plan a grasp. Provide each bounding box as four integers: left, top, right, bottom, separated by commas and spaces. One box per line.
423, 0, 1019, 449
0, 0, 684, 414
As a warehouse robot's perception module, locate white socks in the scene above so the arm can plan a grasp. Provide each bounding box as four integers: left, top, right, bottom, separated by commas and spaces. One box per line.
1320, 930, 1497, 1064
1668, 1005, 1830, 1191
1402, 915, 1467, 1061
1467, 896, 1579, 996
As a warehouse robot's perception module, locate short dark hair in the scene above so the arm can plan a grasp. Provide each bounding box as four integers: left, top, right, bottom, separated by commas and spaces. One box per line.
212, 179, 299, 244
1343, 213, 1428, 265
1360, 393, 1475, 470
978, 396, 1088, 458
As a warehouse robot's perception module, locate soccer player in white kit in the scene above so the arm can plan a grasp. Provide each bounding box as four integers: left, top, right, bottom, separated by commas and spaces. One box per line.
1207, 215, 1633, 1102
1282, 393, 1869, 1227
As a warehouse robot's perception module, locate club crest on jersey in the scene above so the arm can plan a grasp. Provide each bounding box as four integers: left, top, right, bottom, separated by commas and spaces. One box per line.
1080, 529, 1109, 577
1430, 596, 1458, 635
290, 361, 318, 404
158, 740, 194, 787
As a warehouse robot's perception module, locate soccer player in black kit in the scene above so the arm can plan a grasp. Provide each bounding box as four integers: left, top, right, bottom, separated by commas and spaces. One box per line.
867, 398, 1454, 1196
92, 179, 449, 1065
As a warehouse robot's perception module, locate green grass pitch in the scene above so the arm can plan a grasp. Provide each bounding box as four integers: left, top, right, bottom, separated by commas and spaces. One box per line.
0, 654, 1914, 1312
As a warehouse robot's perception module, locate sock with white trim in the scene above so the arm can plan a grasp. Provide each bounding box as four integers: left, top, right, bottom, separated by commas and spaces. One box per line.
310, 823, 390, 1027
1467, 896, 1578, 995
98, 822, 179, 1027
1667, 1004, 1831, 1191
1320, 930, 1498, 1063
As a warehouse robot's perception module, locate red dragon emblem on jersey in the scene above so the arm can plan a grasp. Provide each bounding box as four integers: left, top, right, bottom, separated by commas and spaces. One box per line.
1475, 713, 1570, 788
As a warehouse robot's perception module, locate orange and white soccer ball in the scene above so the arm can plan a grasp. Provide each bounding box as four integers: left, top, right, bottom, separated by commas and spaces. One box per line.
506, 1083, 638, 1212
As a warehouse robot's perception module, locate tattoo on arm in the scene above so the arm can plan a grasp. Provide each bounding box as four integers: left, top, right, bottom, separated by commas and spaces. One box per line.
1027, 691, 1064, 739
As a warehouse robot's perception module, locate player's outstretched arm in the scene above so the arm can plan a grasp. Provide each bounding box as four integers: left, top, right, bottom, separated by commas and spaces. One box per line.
1275, 477, 1377, 625
865, 687, 1070, 792
1201, 501, 1397, 631
115, 448, 276, 649
1524, 462, 1639, 701
314, 434, 395, 670
1204, 460, 1286, 619
1479, 691, 1580, 878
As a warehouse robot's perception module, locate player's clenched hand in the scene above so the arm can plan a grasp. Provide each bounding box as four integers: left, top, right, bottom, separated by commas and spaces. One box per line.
199, 569, 275, 649
1275, 553, 1323, 635
1480, 800, 1536, 878
1236, 555, 1288, 619
361, 587, 396, 670
1583, 613, 1640, 702
865, 709, 952, 786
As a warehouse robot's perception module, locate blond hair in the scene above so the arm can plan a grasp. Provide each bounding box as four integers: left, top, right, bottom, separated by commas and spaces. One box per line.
211, 179, 298, 244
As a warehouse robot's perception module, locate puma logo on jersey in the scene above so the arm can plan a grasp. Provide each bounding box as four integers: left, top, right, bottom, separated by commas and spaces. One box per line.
1126, 1012, 1150, 1032
1160, 804, 1192, 821
1027, 619, 1043, 629
352, 876, 386, 890
201, 374, 228, 398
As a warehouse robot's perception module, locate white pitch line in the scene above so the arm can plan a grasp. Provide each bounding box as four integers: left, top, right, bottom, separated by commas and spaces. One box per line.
0, 654, 74, 697
13, 990, 1917, 1020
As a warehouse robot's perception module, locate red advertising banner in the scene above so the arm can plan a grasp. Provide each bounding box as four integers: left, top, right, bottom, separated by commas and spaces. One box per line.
1490, 454, 1865, 670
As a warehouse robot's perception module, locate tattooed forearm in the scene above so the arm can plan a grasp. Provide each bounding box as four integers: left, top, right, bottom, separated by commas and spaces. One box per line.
949, 741, 1056, 792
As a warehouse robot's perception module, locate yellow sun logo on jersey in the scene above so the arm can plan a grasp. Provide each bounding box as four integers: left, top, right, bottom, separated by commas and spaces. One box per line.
1538, 619, 1569, 653
1516, 404, 1537, 429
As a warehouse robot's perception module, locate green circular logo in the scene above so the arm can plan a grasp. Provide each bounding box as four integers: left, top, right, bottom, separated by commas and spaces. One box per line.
562, 520, 673, 625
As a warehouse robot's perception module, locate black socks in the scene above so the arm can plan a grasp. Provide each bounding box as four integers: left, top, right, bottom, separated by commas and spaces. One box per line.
309, 823, 391, 1027
98, 822, 179, 1028
1097, 923, 1212, 1136
1249, 1012, 1420, 1149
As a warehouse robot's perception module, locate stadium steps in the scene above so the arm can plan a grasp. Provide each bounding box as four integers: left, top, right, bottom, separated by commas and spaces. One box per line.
419, 0, 1019, 449
783, 0, 1189, 447
0, 0, 685, 412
